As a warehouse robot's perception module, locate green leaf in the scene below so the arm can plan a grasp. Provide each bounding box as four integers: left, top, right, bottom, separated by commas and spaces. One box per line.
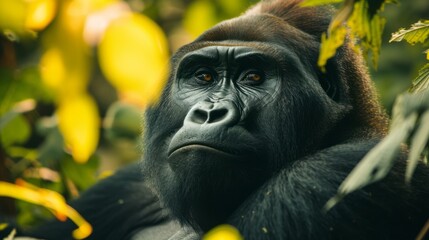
318, 28, 347, 71
390, 20, 429, 45
326, 89, 429, 209
410, 63, 429, 93
0, 111, 20, 130
0, 114, 31, 147
300, 0, 343, 7
104, 102, 143, 140
325, 109, 418, 211
60, 155, 99, 191
347, 0, 386, 68
38, 127, 65, 167
406, 110, 429, 182
316, 0, 390, 70
317, 0, 352, 71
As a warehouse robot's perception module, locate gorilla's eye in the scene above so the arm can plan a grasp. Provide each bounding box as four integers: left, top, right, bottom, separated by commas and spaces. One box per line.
195, 70, 215, 84
242, 71, 264, 85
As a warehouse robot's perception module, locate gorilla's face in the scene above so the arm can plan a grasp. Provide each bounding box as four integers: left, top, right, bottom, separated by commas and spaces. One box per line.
143, 38, 343, 230
169, 45, 282, 169
144, 44, 284, 229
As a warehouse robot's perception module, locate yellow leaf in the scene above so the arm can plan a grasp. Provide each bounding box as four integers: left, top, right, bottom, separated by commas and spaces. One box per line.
98, 13, 169, 106
183, 0, 218, 38
318, 27, 347, 71
347, 0, 385, 68
0, 0, 26, 33
25, 0, 57, 31
203, 224, 243, 240
300, 0, 343, 7
40, 45, 90, 100
0, 223, 8, 231
0, 180, 92, 239
57, 94, 99, 163
40, 47, 66, 90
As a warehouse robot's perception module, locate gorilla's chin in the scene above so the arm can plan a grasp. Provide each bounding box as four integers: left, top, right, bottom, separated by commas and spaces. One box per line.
157, 147, 266, 230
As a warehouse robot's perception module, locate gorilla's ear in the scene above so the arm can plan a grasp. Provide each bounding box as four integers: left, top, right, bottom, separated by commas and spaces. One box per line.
317, 57, 346, 104
320, 41, 388, 136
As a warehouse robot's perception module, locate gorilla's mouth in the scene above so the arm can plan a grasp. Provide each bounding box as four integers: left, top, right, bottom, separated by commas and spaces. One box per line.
168, 143, 244, 159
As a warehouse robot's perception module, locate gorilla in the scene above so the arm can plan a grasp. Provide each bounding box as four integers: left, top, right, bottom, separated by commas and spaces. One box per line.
19, 0, 429, 239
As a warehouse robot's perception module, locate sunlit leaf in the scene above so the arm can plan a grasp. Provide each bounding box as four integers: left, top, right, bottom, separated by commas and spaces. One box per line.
4, 229, 16, 240
0, 180, 92, 239
39, 0, 92, 101
316, 0, 389, 70
316, 0, 353, 70
318, 27, 347, 72
300, 0, 343, 7
183, 0, 218, 37
410, 63, 429, 93
347, 0, 386, 68
25, 0, 57, 31
98, 13, 169, 106
0, 223, 8, 231
57, 94, 99, 163
40, 48, 66, 90
39, 45, 90, 100
0, 0, 27, 36
203, 224, 243, 240
390, 20, 429, 45
66, 206, 93, 239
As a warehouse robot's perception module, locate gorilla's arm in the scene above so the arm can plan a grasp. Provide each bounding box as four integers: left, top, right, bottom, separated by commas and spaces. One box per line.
228, 141, 429, 240
27, 164, 178, 240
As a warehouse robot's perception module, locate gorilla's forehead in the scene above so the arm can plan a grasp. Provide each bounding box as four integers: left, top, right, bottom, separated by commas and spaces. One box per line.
177, 43, 301, 69
188, 45, 266, 57
182, 46, 272, 65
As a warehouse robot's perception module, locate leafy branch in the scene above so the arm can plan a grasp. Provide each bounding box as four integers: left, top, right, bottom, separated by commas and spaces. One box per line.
301, 0, 394, 71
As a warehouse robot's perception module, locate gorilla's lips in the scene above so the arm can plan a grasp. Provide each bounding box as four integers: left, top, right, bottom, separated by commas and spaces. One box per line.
168, 142, 244, 159
167, 126, 261, 160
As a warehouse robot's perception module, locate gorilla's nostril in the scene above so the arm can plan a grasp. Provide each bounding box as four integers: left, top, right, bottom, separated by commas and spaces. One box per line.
185, 101, 239, 127
191, 109, 208, 124
208, 109, 228, 123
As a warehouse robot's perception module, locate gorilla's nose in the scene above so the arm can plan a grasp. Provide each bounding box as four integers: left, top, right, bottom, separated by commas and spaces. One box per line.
184, 101, 239, 127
